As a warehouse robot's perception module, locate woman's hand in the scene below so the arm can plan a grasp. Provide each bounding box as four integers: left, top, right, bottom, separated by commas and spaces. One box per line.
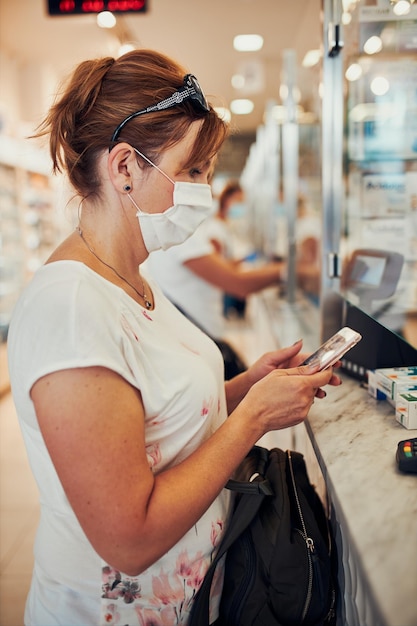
245, 339, 305, 385
235, 364, 340, 437
225, 340, 342, 413
246, 340, 342, 390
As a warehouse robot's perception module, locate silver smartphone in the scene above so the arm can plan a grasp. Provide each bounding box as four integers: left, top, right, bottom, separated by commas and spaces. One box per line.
302, 327, 362, 371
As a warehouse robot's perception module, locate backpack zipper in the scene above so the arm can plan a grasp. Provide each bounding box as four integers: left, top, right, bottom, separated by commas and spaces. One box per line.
287, 450, 314, 623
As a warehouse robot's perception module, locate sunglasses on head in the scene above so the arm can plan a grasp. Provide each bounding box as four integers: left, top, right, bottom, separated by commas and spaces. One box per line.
110, 74, 209, 146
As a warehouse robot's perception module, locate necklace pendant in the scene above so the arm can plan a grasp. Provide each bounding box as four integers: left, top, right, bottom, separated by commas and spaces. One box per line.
76, 227, 153, 308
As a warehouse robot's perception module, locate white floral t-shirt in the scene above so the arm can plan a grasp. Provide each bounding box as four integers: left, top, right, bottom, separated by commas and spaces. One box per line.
7, 261, 231, 626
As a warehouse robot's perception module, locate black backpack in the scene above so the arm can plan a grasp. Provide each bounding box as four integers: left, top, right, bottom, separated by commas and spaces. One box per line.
189, 446, 337, 626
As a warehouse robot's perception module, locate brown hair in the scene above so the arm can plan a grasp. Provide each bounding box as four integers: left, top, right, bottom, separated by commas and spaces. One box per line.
34, 49, 229, 198
218, 180, 243, 213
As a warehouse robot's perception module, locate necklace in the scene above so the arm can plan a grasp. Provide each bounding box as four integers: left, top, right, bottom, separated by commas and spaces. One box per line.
76, 227, 152, 309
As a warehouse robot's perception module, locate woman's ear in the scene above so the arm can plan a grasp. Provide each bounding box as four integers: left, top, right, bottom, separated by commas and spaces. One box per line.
107, 143, 138, 194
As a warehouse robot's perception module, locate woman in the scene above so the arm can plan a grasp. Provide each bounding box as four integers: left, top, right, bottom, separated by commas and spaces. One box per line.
7, 49, 341, 626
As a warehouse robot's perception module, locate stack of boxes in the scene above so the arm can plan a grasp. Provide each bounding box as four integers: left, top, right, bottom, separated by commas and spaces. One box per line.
368, 367, 417, 429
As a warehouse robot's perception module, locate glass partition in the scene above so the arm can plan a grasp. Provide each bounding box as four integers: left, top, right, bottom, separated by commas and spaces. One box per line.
340, 0, 417, 352
321, 0, 417, 356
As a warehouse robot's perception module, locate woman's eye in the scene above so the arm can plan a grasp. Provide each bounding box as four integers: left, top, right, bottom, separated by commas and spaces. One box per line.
190, 168, 202, 177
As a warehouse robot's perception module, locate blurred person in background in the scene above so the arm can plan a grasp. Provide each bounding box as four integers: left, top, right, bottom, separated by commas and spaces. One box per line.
206, 179, 250, 319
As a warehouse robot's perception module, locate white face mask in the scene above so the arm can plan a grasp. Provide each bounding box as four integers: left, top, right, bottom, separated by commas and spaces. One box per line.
126, 148, 213, 253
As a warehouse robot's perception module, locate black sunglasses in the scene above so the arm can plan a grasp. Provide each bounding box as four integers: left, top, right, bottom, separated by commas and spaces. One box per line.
110, 74, 209, 146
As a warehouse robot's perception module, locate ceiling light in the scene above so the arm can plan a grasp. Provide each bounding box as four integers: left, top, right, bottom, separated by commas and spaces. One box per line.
270, 105, 310, 123
279, 84, 301, 103
391, 0, 412, 15
118, 43, 135, 56
370, 76, 390, 96
342, 0, 358, 10
279, 84, 288, 100
363, 35, 383, 54
345, 63, 363, 81
214, 107, 232, 123
233, 34, 264, 52
97, 11, 116, 28
230, 99, 254, 115
271, 105, 286, 123
302, 49, 322, 68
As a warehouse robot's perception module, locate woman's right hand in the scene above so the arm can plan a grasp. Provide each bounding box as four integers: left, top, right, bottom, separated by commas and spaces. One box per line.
235, 364, 335, 436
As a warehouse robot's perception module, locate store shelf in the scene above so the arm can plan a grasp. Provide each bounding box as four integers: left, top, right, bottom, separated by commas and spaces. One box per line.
0, 135, 71, 343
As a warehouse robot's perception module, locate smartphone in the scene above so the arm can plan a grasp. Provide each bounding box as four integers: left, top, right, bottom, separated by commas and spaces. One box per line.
301, 327, 362, 371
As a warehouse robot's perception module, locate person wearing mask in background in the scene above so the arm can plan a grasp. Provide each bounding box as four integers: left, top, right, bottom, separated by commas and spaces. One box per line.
7, 49, 341, 626
206, 179, 251, 319
206, 179, 250, 259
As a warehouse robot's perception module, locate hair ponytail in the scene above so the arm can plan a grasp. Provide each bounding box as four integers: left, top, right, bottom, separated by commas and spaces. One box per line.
33, 50, 228, 199
35, 58, 115, 182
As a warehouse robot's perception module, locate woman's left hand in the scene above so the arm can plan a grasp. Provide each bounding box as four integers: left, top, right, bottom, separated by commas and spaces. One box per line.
246, 340, 341, 390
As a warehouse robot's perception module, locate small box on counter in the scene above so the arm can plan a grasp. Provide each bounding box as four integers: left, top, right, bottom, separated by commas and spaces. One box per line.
374, 367, 417, 407
367, 370, 387, 400
396, 391, 417, 430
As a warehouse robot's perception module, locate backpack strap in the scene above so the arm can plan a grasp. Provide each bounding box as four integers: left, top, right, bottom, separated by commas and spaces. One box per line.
225, 477, 273, 495
189, 491, 267, 625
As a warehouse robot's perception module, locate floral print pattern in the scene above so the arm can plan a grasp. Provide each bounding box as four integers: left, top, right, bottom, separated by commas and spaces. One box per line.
102, 531, 224, 626
145, 443, 162, 470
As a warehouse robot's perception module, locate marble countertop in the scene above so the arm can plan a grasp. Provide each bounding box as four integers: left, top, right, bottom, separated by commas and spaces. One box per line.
307, 374, 417, 626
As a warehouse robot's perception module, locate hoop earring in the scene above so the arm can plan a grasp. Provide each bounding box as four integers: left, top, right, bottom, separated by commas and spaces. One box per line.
123, 184, 131, 192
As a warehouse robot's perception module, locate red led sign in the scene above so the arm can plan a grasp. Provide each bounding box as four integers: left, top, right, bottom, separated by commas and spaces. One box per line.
47, 0, 147, 14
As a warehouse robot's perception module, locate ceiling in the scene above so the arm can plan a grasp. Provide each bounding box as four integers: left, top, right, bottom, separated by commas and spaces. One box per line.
0, 0, 322, 132
0, 0, 323, 174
